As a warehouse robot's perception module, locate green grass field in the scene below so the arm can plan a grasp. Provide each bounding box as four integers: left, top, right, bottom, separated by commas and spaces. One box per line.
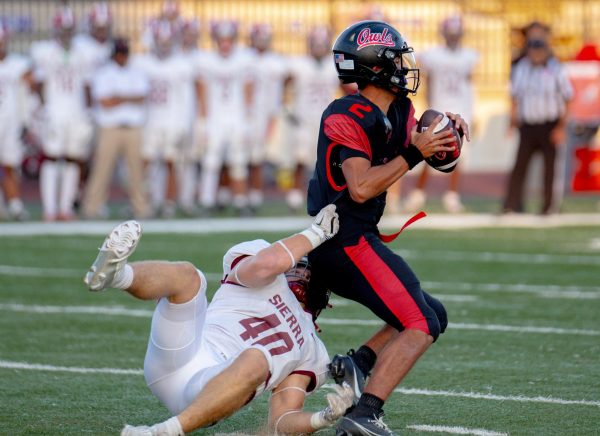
1, 223, 599, 435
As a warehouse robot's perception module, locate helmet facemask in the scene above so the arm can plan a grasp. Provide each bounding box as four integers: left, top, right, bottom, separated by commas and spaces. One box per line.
378, 47, 420, 95
285, 257, 330, 321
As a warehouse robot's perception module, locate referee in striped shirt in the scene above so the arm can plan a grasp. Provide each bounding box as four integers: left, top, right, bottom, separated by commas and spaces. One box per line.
503, 24, 573, 215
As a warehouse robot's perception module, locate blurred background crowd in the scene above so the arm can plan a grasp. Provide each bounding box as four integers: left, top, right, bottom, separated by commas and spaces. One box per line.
0, 0, 598, 221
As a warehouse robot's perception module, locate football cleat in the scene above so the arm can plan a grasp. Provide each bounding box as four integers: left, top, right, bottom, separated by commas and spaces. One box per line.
329, 350, 368, 405
84, 220, 141, 291
336, 411, 397, 436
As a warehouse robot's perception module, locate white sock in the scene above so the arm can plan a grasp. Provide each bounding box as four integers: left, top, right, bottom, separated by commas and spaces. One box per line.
232, 194, 248, 209
178, 162, 197, 209
217, 186, 232, 206
151, 416, 184, 436
59, 162, 80, 216
8, 198, 24, 215
40, 161, 59, 219
200, 167, 219, 208
249, 189, 263, 208
111, 264, 134, 290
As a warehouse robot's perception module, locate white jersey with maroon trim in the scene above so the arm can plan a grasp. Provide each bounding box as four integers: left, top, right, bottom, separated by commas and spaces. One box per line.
72, 33, 111, 70
419, 45, 478, 124
30, 40, 93, 122
204, 274, 330, 394
131, 52, 196, 132
0, 53, 30, 123
198, 47, 252, 121
287, 54, 340, 124
179, 48, 206, 126
0, 54, 30, 167
248, 49, 286, 121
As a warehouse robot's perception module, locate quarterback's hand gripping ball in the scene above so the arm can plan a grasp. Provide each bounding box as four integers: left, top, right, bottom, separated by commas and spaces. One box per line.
418, 109, 463, 173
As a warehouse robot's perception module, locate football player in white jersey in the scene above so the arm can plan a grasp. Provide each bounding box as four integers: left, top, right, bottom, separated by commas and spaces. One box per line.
133, 21, 197, 218
73, 2, 112, 71
284, 26, 344, 212
31, 7, 94, 221
0, 25, 33, 221
84, 204, 355, 435
244, 23, 287, 212
177, 18, 206, 216
197, 20, 254, 215
405, 16, 478, 214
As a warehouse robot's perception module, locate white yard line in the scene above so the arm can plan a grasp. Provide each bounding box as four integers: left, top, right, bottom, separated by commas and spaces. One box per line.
396, 387, 600, 407
2, 360, 599, 409
406, 424, 508, 436
0, 359, 143, 375
0, 264, 82, 277
1, 303, 598, 336
1, 265, 598, 300
395, 249, 600, 266
0, 213, 599, 236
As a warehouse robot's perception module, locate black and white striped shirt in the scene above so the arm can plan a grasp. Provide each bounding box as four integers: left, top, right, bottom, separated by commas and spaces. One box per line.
511, 57, 573, 124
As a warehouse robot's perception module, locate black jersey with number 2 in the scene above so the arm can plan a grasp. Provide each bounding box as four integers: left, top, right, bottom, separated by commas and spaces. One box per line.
307, 92, 417, 228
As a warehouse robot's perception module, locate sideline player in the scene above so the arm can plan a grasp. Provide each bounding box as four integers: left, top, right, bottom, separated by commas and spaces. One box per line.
73, 2, 113, 70
284, 26, 343, 212
245, 23, 287, 212
404, 15, 478, 213
133, 21, 197, 218
31, 7, 94, 221
307, 21, 469, 435
197, 20, 254, 215
83, 205, 355, 435
0, 25, 32, 221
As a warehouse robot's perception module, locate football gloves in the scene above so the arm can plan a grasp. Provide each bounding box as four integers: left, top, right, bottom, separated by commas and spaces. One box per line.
300, 204, 339, 249
310, 383, 355, 429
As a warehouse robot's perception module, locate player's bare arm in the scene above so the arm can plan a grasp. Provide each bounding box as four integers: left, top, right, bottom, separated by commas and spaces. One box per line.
341, 117, 456, 203
232, 204, 339, 287
269, 374, 354, 434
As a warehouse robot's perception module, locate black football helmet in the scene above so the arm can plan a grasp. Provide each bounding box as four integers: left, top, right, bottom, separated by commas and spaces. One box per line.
332, 20, 420, 95
286, 256, 331, 321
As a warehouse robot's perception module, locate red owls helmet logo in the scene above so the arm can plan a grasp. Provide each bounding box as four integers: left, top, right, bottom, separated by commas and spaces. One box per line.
356, 27, 395, 50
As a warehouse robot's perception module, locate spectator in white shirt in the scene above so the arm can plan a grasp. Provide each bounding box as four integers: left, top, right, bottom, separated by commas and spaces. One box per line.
83, 38, 150, 219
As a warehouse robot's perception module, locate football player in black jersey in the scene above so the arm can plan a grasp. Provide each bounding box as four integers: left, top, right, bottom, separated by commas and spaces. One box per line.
307, 21, 470, 436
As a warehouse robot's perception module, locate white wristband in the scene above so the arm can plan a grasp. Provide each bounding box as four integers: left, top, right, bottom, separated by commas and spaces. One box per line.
276, 240, 296, 269
310, 410, 333, 430
299, 228, 322, 249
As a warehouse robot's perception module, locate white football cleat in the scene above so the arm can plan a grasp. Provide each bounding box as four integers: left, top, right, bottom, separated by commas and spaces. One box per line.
84, 220, 142, 292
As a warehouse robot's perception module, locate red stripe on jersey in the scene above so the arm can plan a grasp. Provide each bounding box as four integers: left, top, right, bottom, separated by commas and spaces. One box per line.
405, 103, 417, 148
343, 236, 430, 334
326, 142, 346, 192
324, 114, 372, 160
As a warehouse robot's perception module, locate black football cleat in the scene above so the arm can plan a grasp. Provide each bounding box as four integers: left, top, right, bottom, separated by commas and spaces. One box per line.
336, 411, 398, 436
329, 350, 367, 405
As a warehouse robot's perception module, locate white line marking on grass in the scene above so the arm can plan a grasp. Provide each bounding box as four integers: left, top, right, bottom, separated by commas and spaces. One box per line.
2, 303, 599, 336
0, 264, 82, 277
0, 360, 143, 375
407, 424, 507, 435
1, 213, 599, 236
422, 281, 600, 300
396, 387, 600, 407
3, 362, 600, 409
2, 264, 596, 300
0, 303, 153, 317
396, 249, 600, 266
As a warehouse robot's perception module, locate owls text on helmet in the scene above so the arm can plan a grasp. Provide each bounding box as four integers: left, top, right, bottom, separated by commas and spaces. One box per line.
332, 20, 420, 95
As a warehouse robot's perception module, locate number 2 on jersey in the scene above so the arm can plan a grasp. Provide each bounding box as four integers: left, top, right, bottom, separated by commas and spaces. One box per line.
239, 314, 294, 356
